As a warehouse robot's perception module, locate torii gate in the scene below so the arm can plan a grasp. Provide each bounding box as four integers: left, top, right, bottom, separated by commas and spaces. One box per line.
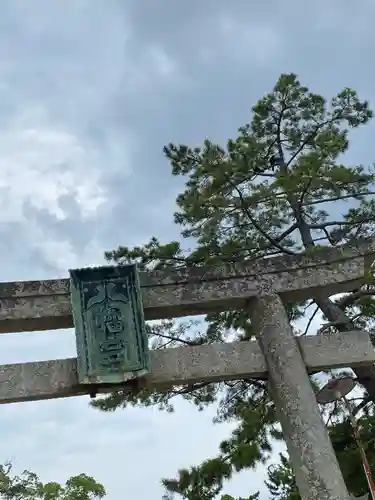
1, 241, 375, 500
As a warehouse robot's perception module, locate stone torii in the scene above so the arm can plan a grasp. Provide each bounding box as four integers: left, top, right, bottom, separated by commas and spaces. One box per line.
1, 241, 375, 500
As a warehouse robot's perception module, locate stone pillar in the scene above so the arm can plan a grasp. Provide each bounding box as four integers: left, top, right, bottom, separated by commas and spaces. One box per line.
248, 294, 351, 500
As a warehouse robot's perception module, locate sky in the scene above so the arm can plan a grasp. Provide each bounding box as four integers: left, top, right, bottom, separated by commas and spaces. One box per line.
0, 0, 375, 499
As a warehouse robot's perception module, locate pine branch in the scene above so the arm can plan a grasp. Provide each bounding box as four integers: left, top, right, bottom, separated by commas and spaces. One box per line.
353, 396, 371, 416
299, 174, 316, 207
255, 172, 276, 178
286, 118, 331, 167
275, 113, 316, 250
335, 289, 375, 310
308, 218, 374, 230
154, 333, 202, 347
222, 174, 297, 256
304, 191, 375, 206
170, 381, 213, 397
321, 227, 336, 245
274, 223, 298, 242
325, 401, 339, 427
301, 305, 319, 336
232, 192, 287, 209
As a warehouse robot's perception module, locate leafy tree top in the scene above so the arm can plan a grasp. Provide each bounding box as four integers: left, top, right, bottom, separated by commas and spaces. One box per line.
0, 463, 105, 500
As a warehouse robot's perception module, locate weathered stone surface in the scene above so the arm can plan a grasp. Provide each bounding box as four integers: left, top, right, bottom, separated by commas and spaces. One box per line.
249, 295, 352, 500
0, 241, 374, 333
0, 330, 373, 404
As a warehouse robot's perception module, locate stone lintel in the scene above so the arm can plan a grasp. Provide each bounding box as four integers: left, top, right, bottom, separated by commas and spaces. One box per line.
0, 331, 373, 404
0, 240, 374, 333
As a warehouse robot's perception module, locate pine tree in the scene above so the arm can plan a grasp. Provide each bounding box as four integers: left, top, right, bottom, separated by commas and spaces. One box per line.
92, 73, 375, 498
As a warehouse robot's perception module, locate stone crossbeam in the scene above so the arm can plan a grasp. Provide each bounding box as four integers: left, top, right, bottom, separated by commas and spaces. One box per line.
0, 240, 374, 334
0, 331, 374, 404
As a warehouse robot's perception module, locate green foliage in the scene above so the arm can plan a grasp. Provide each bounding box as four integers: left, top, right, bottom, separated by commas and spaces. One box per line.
161, 400, 280, 499
220, 494, 259, 500
266, 453, 300, 500
0, 463, 105, 500
267, 415, 375, 499
96, 73, 375, 498
330, 416, 375, 497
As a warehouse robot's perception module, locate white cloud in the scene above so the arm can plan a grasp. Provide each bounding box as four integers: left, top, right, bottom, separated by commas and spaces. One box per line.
0, 108, 106, 223
31, 235, 104, 274
0, 106, 113, 272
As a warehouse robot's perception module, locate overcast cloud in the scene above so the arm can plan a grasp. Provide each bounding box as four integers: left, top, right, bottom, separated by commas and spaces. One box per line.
0, 1, 375, 499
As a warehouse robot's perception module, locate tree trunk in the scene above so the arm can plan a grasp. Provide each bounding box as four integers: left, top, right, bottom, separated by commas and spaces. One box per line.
278, 156, 375, 403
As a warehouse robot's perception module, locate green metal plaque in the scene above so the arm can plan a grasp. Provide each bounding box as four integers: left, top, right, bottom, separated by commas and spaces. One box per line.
69, 264, 149, 385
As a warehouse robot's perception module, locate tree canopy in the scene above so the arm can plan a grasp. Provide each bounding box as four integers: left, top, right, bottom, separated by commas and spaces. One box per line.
0, 463, 105, 500
93, 73, 375, 498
